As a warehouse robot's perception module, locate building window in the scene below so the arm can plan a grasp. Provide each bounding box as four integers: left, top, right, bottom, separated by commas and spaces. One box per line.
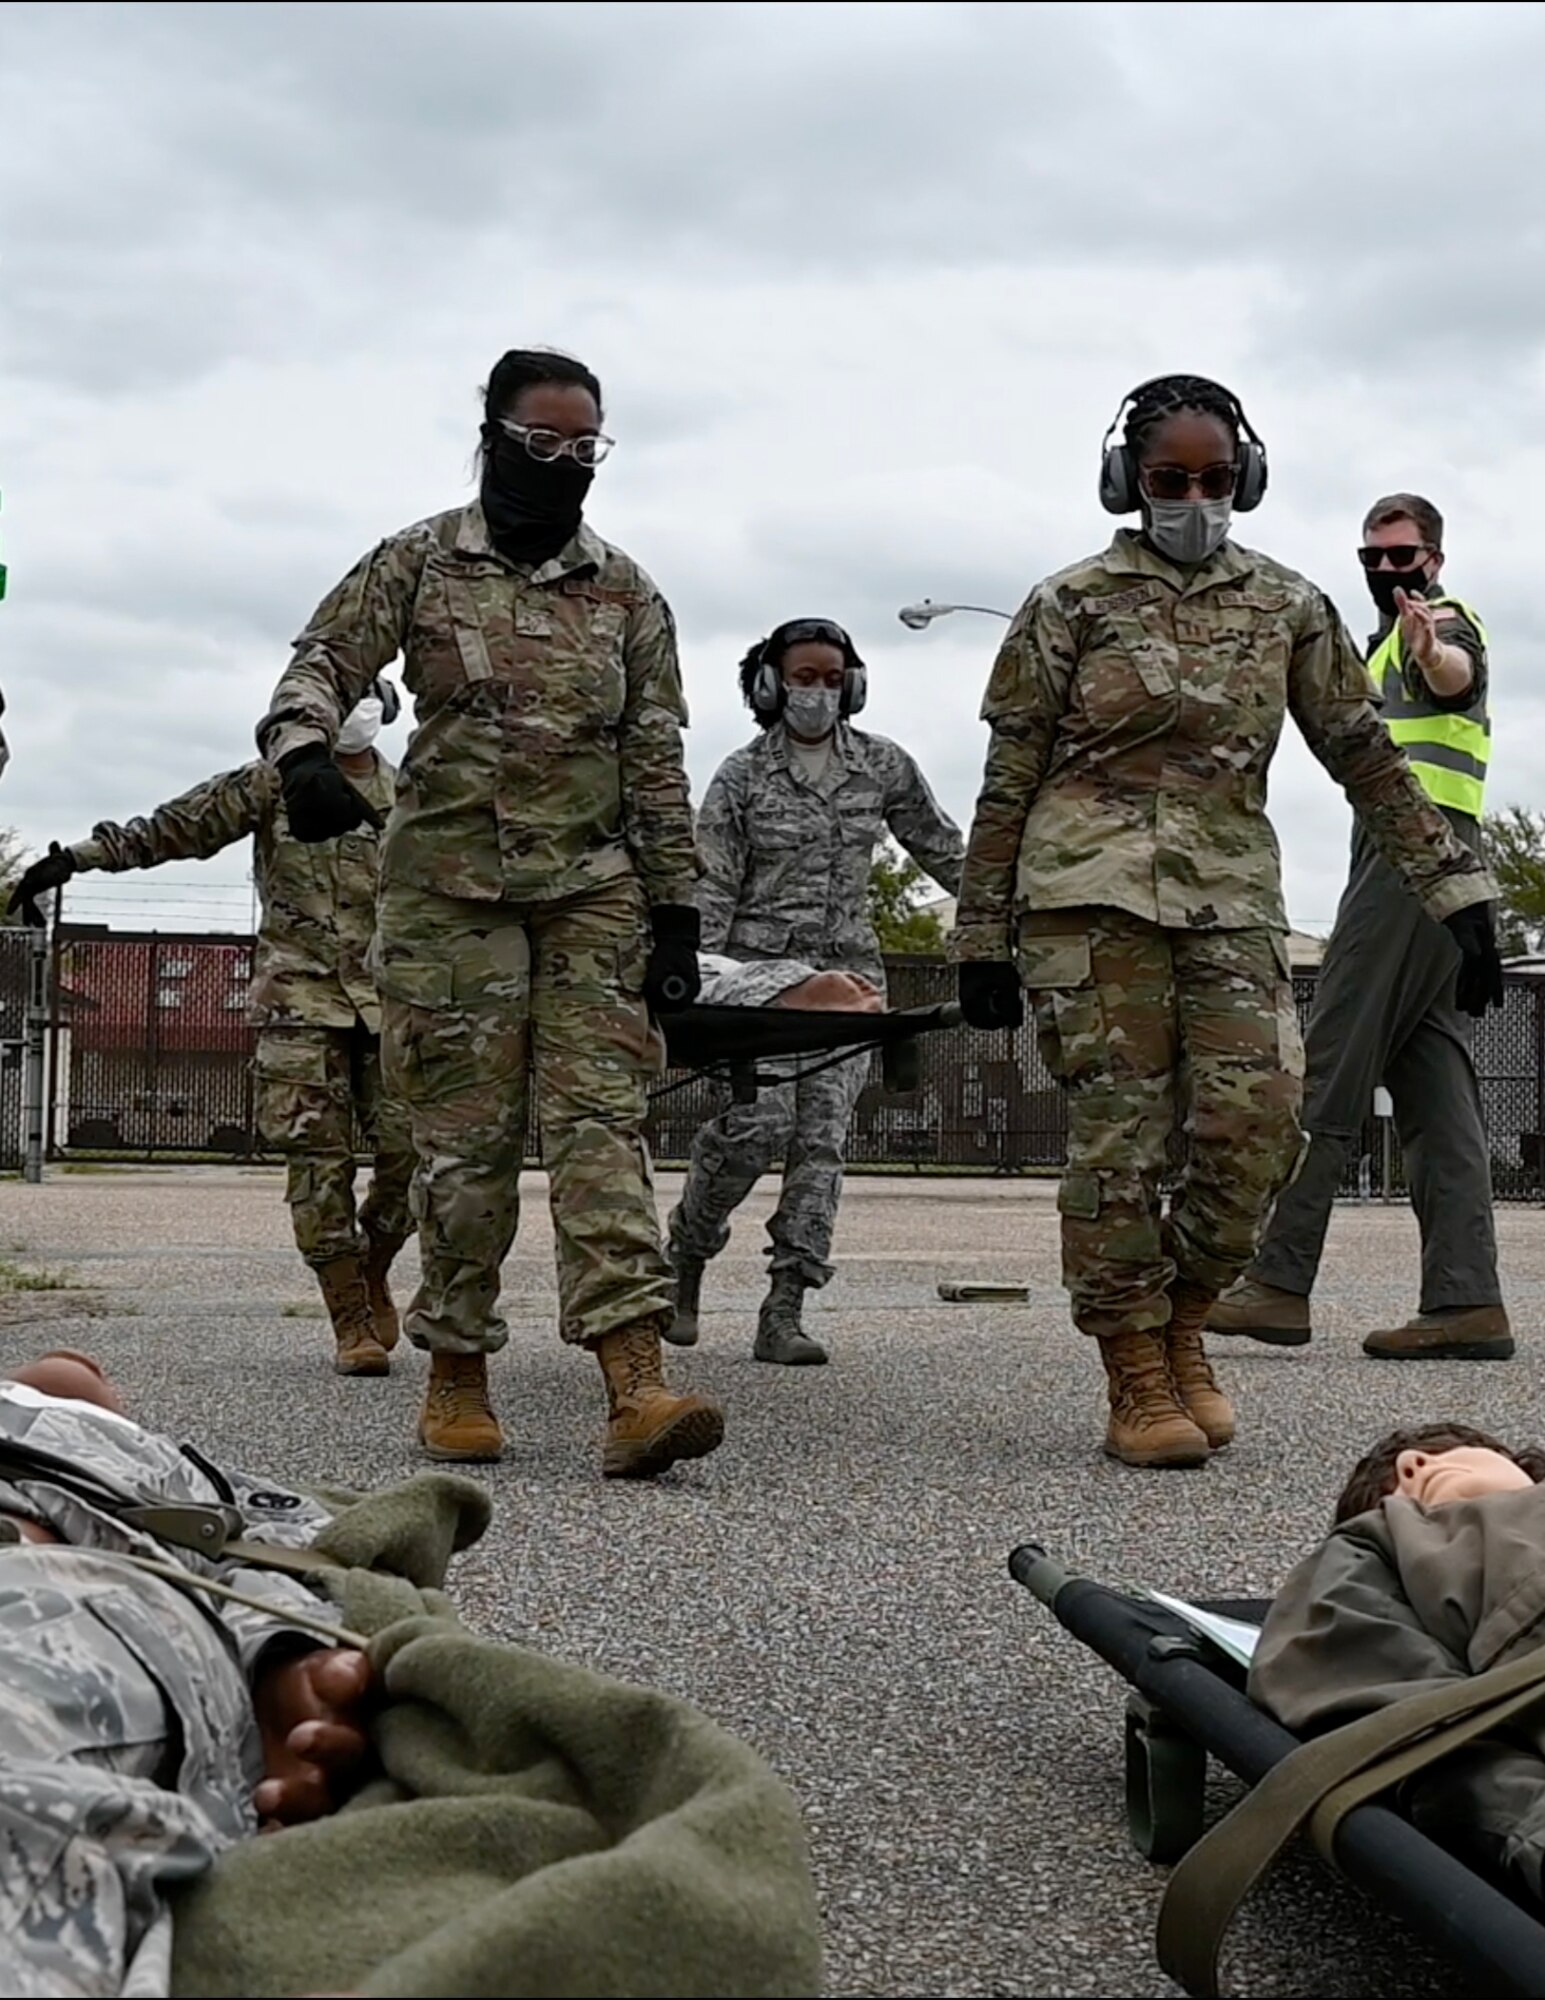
224, 992, 248, 1011
157, 987, 184, 1010
162, 959, 194, 979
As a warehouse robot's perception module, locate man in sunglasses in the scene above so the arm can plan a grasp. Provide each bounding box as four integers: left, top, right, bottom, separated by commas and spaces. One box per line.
1212, 492, 1510, 1360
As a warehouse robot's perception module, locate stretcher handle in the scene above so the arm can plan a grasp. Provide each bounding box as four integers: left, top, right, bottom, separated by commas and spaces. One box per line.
1008, 1541, 1070, 1607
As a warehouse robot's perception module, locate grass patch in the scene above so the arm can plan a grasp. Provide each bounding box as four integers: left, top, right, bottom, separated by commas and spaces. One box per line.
0, 1257, 79, 1292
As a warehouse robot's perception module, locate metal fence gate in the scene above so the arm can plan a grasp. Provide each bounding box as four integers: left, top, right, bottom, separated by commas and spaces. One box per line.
32, 926, 1545, 1199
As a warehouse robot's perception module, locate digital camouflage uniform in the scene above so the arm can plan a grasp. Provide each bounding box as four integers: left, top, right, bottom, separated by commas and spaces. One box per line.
671, 725, 962, 1286
0, 1383, 335, 1998
68, 753, 411, 1269
953, 530, 1496, 1339
258, 504, 697, 1354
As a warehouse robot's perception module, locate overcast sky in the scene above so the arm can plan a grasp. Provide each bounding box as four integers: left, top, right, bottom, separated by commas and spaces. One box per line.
4, 0, 1544, 933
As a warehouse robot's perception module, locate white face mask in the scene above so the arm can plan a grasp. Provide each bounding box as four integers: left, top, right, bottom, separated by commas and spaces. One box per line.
335, 696, 383, 755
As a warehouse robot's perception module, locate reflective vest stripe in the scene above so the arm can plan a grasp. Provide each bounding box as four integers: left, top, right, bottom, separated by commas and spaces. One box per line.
1367, 594, 1489, 818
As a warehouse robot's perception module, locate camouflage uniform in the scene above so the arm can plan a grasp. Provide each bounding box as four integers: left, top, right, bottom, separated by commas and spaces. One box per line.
69, 753, 411, 1269
0, 1383, 335, 1997
671, 725, 962, 1286
954, 529, 1496, 1337
258, 505, 697, 1353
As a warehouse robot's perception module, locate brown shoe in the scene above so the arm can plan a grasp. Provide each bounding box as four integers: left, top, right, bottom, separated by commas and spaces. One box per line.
1098, 1329, 1210, 1469
1207, 1277, 1312, 1347
316, 1257, 391, 1378
1363, 1307, 1515, 1361
1165, 1283, 1235, 1449
362, 1231, 408, 1353
595, 1322, 725, 1480
418, 1353, 505, 1461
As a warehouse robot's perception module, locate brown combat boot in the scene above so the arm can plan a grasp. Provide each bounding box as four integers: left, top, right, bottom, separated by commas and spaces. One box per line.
1207, 1277, 1312, 1348
418, 1353, 505, 1462
316, 1257, 391, 1378
1165, 1283, 1236, 1449
1098, 1329, 1210, 1469
595, 1322, 725, 1480
361, 1230, 407, 1353
1363, 1306, 1515, 1361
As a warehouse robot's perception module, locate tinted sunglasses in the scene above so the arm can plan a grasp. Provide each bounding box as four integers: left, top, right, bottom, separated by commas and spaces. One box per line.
1357, 544, 1432, 571
1141, 462, 1238, 502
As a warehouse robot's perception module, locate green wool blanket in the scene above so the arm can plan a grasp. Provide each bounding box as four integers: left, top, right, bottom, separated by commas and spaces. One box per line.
169, 1475, 823, 1999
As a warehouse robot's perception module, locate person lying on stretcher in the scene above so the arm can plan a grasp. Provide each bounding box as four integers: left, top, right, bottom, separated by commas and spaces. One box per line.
697, 951, 883, 1014
0, 1350, 374, 1999
1250, 1421, 1545, 1904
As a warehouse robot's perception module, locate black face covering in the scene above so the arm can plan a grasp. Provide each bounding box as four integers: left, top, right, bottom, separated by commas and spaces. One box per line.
1367, 565, 1431, 621
479, 431, 594, 566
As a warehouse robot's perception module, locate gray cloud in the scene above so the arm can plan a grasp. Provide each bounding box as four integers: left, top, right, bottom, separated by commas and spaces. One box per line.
3, 0, 1545, 933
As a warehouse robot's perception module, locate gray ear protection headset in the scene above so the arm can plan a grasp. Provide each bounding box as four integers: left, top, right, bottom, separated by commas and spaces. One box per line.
749, 619, 868, 721
371, 676, 402, 725
1098, 376, 1269, 515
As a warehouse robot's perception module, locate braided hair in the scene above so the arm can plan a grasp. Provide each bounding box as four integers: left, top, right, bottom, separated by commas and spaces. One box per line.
1123, 374, 1240, 462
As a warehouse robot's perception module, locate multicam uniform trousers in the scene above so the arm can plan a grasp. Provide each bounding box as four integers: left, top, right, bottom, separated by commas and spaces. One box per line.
374, 872, 675, 1353
1019, 906, 1306, 1337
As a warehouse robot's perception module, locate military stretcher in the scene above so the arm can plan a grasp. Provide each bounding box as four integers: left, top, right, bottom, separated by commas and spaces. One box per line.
657, 1000, 962, 1102
1009, 1541, 1545, 1998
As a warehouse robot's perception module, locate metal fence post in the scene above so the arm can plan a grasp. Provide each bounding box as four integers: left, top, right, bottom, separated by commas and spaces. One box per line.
21, 919, 49, 1184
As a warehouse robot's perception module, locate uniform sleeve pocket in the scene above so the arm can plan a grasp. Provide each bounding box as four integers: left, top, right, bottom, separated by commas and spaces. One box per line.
1270, 933, 1294, 980
1016, 933, 1092, 992
373, 959, 456, 1012
729, 917, 795, 955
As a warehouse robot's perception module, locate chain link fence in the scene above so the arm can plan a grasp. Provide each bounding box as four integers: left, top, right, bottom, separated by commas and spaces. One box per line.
19, 926, 1545, 1200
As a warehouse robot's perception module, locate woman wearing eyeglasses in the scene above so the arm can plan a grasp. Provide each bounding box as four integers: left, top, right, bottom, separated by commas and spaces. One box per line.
665, 617, 963, 1364
952, 372, 1500, 1471
258, 346, 724, 1479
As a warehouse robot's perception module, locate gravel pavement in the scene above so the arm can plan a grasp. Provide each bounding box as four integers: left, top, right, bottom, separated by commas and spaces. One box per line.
3, 1162, 1542, 1997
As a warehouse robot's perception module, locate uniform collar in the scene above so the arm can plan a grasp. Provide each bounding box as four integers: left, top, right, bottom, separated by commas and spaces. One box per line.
1102, 527, 1258, 594
453, 503, 606, 582
766, 719, 863, 782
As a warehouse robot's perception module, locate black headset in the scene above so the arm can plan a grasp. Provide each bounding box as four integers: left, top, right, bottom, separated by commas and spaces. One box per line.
1098, 375, 1269, 516
371, 675, 402, 725
749, 618, 868, 721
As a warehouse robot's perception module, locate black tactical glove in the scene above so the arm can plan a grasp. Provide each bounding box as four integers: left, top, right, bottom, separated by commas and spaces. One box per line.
957, 960, 1025, 1031
278, 744, 370, 843
643, 904, 701, 1015
1444, 901, 1505, 1019
9, 842, 76, 928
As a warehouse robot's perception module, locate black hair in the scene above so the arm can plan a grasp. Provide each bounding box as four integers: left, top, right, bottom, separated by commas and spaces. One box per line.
737, 619, 865, 729
478, 348, 604, 464
1123, 374, 1241, 463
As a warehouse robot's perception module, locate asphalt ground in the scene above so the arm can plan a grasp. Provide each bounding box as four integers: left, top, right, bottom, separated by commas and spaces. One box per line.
3, 1163, 1541, 1998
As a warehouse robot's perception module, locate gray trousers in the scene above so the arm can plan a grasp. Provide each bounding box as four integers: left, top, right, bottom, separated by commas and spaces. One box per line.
1251, 819, 1501, 1313
668, 1050, 871, 1288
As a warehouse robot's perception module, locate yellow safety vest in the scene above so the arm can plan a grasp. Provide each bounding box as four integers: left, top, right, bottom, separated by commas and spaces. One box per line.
1367, 593, 1490, 819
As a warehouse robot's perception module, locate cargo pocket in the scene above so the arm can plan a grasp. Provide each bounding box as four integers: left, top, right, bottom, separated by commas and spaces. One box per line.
374, 959, 459, 1104
1016, 930, 1101, 1086
1270, 933, 1306, 1082
1057, 1172, 1101, 1221
253, 1036, 335, 1153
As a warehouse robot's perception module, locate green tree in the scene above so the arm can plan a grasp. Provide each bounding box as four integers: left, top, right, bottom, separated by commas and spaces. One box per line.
1484, 805, 1545, 957
867, 841, 948, 956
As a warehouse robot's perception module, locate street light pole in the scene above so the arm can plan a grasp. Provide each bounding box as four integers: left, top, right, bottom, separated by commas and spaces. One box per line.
897, 599, 1012, 630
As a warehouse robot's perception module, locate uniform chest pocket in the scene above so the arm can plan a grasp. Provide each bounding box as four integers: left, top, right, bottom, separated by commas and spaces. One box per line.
1205, 591, 1292, 716
1100, 611, 1180, 701
550, 589, 628, 726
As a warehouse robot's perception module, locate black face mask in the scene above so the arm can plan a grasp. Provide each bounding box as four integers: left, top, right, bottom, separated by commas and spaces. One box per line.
479, 432, 594, 565
1367, 565, 1431, 620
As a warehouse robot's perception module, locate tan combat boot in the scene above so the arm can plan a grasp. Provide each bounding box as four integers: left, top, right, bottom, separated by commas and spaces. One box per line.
1165, 1283, 1236, 1450
361, 1230, 408, 1353
1098, 1328, 1210, 1469
316, 1257, 391, 1378
595, 1322, 725, 1480
418, 1353, 505, 1462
